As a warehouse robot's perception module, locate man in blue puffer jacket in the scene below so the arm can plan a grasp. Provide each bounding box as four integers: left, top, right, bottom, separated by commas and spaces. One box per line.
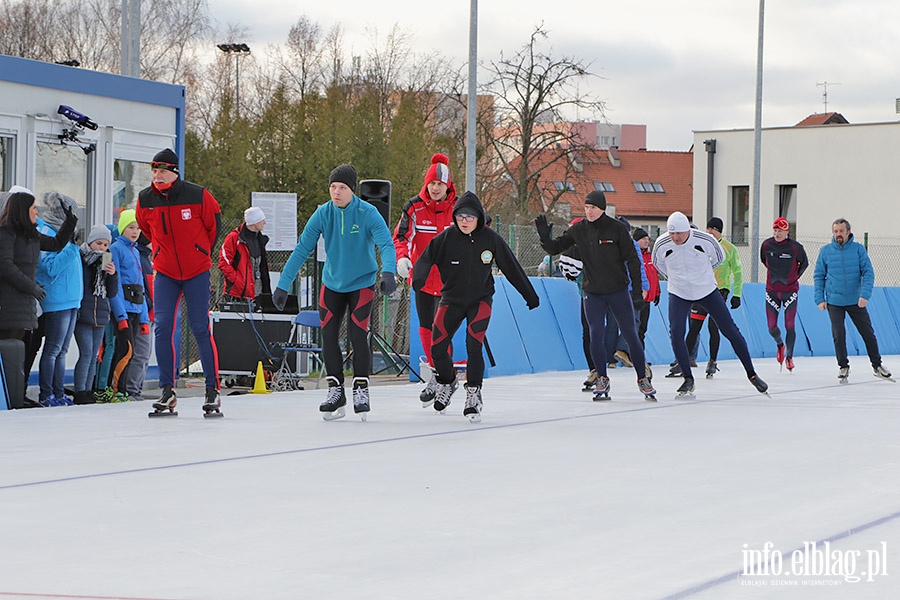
813, 218, 892, 383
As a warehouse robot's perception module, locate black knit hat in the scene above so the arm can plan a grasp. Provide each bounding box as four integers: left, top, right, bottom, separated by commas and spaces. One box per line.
329, 164, 358, 191
632, 227, 649, 241
707, 217, 724, 233
584, 190, 607, 210
151, 148, 180, 175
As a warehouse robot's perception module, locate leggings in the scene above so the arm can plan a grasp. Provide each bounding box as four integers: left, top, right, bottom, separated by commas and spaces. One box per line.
432, 299, 492, 387
685, 288, 729, 361
765, 291, 798, 356
415, 289, 440, 366
319, 285, 375, 384
582, 288, 647, 379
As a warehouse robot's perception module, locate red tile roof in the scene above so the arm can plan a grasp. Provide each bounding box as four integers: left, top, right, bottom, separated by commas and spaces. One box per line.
795, 112, 849, 126
518, 148, 693, 219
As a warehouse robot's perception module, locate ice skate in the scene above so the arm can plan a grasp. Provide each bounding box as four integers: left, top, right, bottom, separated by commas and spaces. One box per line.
873, 365, 895, 382
705, 360, 718, 379
320, 377, 347, 421
463, 384, 483, 423
419, 372, 441, 406
838, 366, 850, 384
674, 377, 695, 400
352, 377, 370, 421
748, 373, 769, 396
433, 379, 458, 413
776, 343, 785, 370
149, 385, 178, 418
645, 363, 653, 381
582, 369, 598, 392
638, 376, 656, 402
202, 387, 223, 418
785, 356, 795, 372
614, 350, 633, 368
592, 375, 611, 401
665, 362, 683, 378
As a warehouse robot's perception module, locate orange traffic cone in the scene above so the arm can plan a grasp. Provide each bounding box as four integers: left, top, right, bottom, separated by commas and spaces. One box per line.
251, 361, 271, 394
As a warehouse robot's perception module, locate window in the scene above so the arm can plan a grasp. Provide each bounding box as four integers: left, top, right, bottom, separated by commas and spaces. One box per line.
601, 136, 611, 146
731, 185, 749, 245
0, 136, 12, 191
632, 181, 665, 193
552, 181, 575, 192
777, 184, 797, 237
593, 181, 615, 193
114, 159, 152, 223
35, 141, 91, 241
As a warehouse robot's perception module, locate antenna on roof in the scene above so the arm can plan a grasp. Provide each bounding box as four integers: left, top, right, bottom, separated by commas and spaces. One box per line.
816, 81, 841, 112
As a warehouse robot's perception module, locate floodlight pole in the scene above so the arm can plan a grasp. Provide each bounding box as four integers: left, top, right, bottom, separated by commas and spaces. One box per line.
465, 0, 478, 193
217, 43, 251, 118
750, 0, 765, 283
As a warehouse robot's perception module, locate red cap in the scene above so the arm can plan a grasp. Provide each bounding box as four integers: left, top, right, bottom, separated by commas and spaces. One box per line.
773, 217, 789, 231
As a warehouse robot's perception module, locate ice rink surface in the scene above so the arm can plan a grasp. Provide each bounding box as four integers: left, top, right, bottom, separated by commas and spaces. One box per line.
1, 355, 899, 600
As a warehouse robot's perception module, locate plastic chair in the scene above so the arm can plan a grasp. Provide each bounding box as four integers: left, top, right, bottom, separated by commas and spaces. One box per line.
275, 311, 325, 390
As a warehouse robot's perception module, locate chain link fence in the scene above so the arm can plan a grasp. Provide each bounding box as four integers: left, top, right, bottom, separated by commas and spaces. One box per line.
177, 219, 900, 378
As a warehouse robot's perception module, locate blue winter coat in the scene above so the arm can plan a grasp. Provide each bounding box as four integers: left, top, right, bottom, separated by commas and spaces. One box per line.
813, 233, 874, 306
36, 219, 83, 313
109, 236, 150, 324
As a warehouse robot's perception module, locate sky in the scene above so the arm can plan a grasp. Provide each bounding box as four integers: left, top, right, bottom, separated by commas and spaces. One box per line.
204, 0, 900, 151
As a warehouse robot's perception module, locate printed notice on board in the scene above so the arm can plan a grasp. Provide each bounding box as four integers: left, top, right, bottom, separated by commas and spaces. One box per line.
251, 192, 297, 251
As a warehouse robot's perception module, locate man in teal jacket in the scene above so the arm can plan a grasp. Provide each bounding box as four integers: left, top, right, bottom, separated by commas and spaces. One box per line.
273, 164, 397, 420
813, 218, 892, 382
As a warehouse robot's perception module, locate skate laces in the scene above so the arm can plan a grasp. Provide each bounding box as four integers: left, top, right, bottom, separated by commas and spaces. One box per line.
423, 375, 440, 395
436, 380, 456, 405
597, 375, 610, 391
464, 385, 482, 409
638, 377, 655, 394
353, 385, 369, 407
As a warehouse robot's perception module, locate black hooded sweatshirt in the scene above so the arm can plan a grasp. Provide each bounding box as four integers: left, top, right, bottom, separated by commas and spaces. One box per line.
412, 192, 539, 309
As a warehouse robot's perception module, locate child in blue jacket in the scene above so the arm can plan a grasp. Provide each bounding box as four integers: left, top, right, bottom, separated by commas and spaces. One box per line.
108, 210, 150, 401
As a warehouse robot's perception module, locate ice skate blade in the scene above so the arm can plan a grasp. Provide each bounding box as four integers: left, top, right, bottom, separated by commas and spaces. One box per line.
466, 412, 482, 424
582, 386, 595, 392
839, 378, 849, 385
149, 410, 178, 418
203, 411, 224, 419
356, 410, 369, 422
592, 392, 612, 402
874, 374, 896, 382
644, 395, 657, 402
322, 406, 346, 421
674, 392, 696, 400
421, 400, 435, 407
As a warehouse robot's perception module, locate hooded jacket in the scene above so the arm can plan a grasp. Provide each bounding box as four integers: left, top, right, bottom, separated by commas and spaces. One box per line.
109, 235, 150, 325
219, 223, 272, 299
412, 192, 539, 309
393, 183, 457, 296
813, 232, 874, 306
36, 220, 83, 313
136, 178, 222, 281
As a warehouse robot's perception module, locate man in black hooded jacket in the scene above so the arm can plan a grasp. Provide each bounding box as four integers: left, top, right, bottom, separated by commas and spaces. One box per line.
412, 191, 538, 422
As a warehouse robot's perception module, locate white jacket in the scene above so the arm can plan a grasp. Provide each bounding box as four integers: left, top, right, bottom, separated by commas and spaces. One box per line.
652, 230, 724, 301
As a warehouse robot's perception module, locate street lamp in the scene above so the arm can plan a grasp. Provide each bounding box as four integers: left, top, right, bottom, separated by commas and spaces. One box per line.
217, 43, 251, 118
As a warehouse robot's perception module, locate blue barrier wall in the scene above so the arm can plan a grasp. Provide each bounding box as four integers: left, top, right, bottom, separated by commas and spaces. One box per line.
410, 278, 900, 380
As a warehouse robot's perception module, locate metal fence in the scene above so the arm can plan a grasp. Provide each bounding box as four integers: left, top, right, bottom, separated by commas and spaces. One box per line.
178, 219, 900, 377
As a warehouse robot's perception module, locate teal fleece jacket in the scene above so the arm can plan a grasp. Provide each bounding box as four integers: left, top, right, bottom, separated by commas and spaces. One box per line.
278, 195, 396, 294
813, 233, 875, 307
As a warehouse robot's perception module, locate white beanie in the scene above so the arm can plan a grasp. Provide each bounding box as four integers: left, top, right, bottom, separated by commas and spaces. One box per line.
667, 211, 691, 233
87, 223, 112, 245
244, 206, 266, 226
8, 185, 34, 196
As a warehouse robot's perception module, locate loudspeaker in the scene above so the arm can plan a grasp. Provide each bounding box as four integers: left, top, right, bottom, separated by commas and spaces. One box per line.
359, 179, 391, 225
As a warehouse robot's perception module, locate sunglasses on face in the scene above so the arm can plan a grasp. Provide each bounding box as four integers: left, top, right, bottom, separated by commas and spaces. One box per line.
456, 214, 477, 223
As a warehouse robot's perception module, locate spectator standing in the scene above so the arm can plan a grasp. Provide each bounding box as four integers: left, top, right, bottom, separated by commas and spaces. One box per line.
218, 206, 271, 302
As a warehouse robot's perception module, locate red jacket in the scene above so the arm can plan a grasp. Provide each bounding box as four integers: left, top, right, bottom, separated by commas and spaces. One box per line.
640, 247, 661, 302
393, 187, 456, 296
218, 223, 271, 299
136, 179, 221, 281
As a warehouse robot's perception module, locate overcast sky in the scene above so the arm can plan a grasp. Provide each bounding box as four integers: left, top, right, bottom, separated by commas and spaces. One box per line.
206, 0, 900, 150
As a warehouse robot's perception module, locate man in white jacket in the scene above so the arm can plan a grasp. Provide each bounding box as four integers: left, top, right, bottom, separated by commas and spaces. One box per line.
652, 212, 768, 397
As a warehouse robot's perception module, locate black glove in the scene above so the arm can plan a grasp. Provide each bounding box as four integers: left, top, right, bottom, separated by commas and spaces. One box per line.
60, 198, 75, 220
527, 297, 539, 310
534, 214, 552, 243
272, 288, 288, 312
653, 296, 660, 306
730, 295, 741, 310
632, 292, 644, 312
380, 272, 397, 296
34, 285, 46, 301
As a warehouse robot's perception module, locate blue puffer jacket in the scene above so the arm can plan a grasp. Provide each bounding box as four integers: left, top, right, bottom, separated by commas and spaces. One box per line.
109, 235, 150, 324
36, 220, 83, 313
813, 233, 874, 306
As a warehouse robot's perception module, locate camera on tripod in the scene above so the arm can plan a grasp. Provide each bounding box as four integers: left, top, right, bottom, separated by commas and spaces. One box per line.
56, 104, 98, 154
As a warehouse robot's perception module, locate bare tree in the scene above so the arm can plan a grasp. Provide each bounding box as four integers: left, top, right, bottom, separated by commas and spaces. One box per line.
0, 0, 62, 61
479, 25, 606, 223
279, 16, 325, 101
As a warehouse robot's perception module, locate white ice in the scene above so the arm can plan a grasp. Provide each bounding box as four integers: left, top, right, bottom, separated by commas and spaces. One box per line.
1, 355, 899, 600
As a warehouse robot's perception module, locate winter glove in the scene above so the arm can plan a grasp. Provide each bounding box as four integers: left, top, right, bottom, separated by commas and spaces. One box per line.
730, 296, 741, 310
60, 198, 76, 221
140, 323, 151, 335
397, 257, 413, 279
534, 214, 553, 243
34, 285, 47, 301
631, 291, 645, 312
653, 296, 660, 306
380, 272, 397, 296
117, 319, 129, 331
527, 298, 540, 310
272, 288, 288, 312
